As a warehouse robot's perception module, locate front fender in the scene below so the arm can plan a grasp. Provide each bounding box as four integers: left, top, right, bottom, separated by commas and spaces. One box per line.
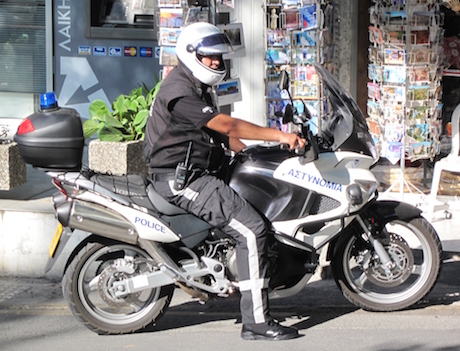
363, 200, 422, 222
326, 200, 422, 262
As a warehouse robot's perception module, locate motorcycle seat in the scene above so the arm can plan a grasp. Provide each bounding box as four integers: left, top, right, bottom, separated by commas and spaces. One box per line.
146, 183, 187, 216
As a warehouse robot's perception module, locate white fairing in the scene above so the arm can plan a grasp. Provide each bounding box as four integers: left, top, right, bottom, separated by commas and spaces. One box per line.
272, 151, 378, 249
76, 191, 180, 243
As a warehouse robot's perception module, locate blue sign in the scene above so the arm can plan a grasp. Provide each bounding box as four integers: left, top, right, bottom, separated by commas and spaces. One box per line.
109, 47, 122, 57
93, 46, 106, 56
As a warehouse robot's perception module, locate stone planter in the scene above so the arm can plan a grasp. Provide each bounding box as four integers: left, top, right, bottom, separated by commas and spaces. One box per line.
0, 141, 26, 190
88, 139, 147, 176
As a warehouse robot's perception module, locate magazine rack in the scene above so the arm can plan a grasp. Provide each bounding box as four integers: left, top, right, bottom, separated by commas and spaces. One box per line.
367, 0, 444, 196
264, 0, 336, 131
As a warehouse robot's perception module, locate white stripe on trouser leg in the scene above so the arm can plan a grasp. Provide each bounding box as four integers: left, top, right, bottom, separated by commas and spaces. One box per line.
168, 180, 199, 201
229, 218, 266, 324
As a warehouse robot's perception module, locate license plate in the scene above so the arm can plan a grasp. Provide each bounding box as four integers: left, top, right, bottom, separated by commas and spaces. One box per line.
49, 223, 63, 258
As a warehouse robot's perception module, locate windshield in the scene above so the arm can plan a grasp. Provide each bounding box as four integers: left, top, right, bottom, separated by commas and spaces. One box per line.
314, 64, 378, 160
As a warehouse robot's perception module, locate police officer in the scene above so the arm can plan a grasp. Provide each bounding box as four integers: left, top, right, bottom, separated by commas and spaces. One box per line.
144, 22, 305, 341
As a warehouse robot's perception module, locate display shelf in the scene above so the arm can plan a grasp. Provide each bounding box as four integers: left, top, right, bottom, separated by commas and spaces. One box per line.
264, 0, 335, 130
367, 0, 444, 166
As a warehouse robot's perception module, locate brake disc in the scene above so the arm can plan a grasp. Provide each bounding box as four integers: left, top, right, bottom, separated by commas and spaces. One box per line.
365, 233, 414, 287
98, 266, 141, 307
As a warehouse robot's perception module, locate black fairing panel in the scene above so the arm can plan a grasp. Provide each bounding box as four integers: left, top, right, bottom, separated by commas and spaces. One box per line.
229, 145, 310, 222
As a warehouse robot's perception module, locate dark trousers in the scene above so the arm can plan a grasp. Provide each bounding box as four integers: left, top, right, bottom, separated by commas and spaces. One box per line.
152, 175, 270, 325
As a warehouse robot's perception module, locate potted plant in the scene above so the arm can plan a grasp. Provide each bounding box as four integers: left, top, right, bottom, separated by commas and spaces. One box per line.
83, 82, 161, 176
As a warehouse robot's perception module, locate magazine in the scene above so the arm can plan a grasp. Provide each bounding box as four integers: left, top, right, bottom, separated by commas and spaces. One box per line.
159, 8, 183, 27
387, 31, 405, 45
267, 47, 290, 64
384, 48, 406, 64
384, 122, 405, 143
407, 123, 429, 142
158, 0, 181, 6
382, 141, 403, 164
409, 48, 430, 64
159, 46, 178, 66
292, 47, 316, 65
408, 141, 430, 160
382, 85, 405, 101
411, 30, 429, 45
159, 27, 181, 46
267, 30, 290, 47
184, 7, 209, 25
283, 7, 300, 30
408, 85, 430, 100
383, 65, 406, 84
299, 5, 317, 30
293, 30, 317, 47
367, 100, 381, 120
409, 67, 430, 83
369, 64, 383, 81
409, 105, 430, 121
368, 82, 381, 100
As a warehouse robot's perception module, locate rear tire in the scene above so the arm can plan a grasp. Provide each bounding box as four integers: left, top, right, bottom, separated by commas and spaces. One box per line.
62, 241, 174, 334
331, 216, 441, 311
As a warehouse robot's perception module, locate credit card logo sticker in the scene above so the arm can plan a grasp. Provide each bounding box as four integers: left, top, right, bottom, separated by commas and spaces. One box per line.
140, 47, 153, 57
94, 46, 106, 56
109, 47, 122, 57
78, 46, 91, 55
124, 46, 137, 57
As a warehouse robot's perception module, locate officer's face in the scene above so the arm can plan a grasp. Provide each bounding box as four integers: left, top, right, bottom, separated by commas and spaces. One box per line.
200, 55, 221, 70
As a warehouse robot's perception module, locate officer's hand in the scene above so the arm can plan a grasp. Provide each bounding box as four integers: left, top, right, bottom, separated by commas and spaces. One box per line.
280, 133, 306, 150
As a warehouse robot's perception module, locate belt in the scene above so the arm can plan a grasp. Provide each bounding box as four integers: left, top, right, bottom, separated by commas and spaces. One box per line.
151, 172, 175, 182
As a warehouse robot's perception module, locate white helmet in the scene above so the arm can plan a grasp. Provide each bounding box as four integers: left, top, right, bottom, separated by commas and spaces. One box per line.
176, 22, 233, 86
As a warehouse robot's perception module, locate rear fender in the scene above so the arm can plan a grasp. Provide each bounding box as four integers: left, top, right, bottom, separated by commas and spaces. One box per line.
326, 200, 422, 261
48, 234, 115, 277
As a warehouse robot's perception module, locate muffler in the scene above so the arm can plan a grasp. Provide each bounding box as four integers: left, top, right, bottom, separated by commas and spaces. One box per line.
65, 200, 138, 244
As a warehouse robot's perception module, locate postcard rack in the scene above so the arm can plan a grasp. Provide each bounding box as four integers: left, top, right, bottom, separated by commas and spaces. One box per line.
264, 0, 335, 132
367, 0, 445, 168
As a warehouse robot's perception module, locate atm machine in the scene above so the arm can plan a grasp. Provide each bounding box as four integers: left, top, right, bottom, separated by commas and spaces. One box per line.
53, 0, 161, 118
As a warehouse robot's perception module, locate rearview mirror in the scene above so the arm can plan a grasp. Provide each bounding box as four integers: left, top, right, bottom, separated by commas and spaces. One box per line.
278, 70, 289, 91
283, 104, 294, 124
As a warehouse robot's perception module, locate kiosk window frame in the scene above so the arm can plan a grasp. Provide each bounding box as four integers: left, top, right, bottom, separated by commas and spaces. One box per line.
84, 0, 157, 40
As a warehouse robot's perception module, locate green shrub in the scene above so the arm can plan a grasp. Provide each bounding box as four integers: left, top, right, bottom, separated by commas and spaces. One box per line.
83, 81, 161, 142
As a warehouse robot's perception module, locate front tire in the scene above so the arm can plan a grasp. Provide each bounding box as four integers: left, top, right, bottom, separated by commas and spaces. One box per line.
62, 241, 174, 334
331, 216, 441, 311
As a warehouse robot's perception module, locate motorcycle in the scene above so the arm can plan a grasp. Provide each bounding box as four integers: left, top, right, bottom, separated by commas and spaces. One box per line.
14, 64, 442, 335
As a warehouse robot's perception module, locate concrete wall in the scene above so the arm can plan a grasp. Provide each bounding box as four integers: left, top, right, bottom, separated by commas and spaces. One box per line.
0, 199, 88, 279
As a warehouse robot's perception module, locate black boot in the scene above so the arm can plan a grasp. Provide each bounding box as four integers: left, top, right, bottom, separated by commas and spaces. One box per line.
241, 319, 299, 341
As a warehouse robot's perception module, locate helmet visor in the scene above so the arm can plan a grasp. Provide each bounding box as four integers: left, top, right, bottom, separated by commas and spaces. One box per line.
194, 33, 234, 55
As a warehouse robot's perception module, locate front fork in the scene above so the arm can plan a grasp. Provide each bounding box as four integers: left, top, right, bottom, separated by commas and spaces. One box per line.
355, 215, 395, 274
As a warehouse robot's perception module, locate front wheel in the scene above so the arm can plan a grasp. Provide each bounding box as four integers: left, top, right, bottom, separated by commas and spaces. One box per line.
331, 216, 442, 311
62, 241, 174, 334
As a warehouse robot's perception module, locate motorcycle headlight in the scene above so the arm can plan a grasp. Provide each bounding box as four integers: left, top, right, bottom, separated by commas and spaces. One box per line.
356, 179, 378, 198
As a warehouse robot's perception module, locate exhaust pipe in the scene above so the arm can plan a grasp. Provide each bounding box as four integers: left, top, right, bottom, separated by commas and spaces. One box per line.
66, 200, 138, 244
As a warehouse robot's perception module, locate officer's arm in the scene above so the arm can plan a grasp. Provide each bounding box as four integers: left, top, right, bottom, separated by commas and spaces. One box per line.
229, 137, 246, 153
206, 113, 305, 150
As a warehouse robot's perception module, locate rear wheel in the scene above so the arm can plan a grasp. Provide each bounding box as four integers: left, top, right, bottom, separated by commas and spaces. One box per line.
331, 216, 441, 311
62, 241, 174, 334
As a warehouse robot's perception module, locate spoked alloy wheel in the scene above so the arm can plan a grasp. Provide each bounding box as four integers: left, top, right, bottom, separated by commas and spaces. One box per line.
332, 216, 441, 311
62, 242, 174, 334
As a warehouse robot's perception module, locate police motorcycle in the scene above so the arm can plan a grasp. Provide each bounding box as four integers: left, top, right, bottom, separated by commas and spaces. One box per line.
14, 64, 442, 335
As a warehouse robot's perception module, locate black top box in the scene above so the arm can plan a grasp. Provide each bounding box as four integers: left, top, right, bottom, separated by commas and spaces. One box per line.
14, 107, 84, 171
